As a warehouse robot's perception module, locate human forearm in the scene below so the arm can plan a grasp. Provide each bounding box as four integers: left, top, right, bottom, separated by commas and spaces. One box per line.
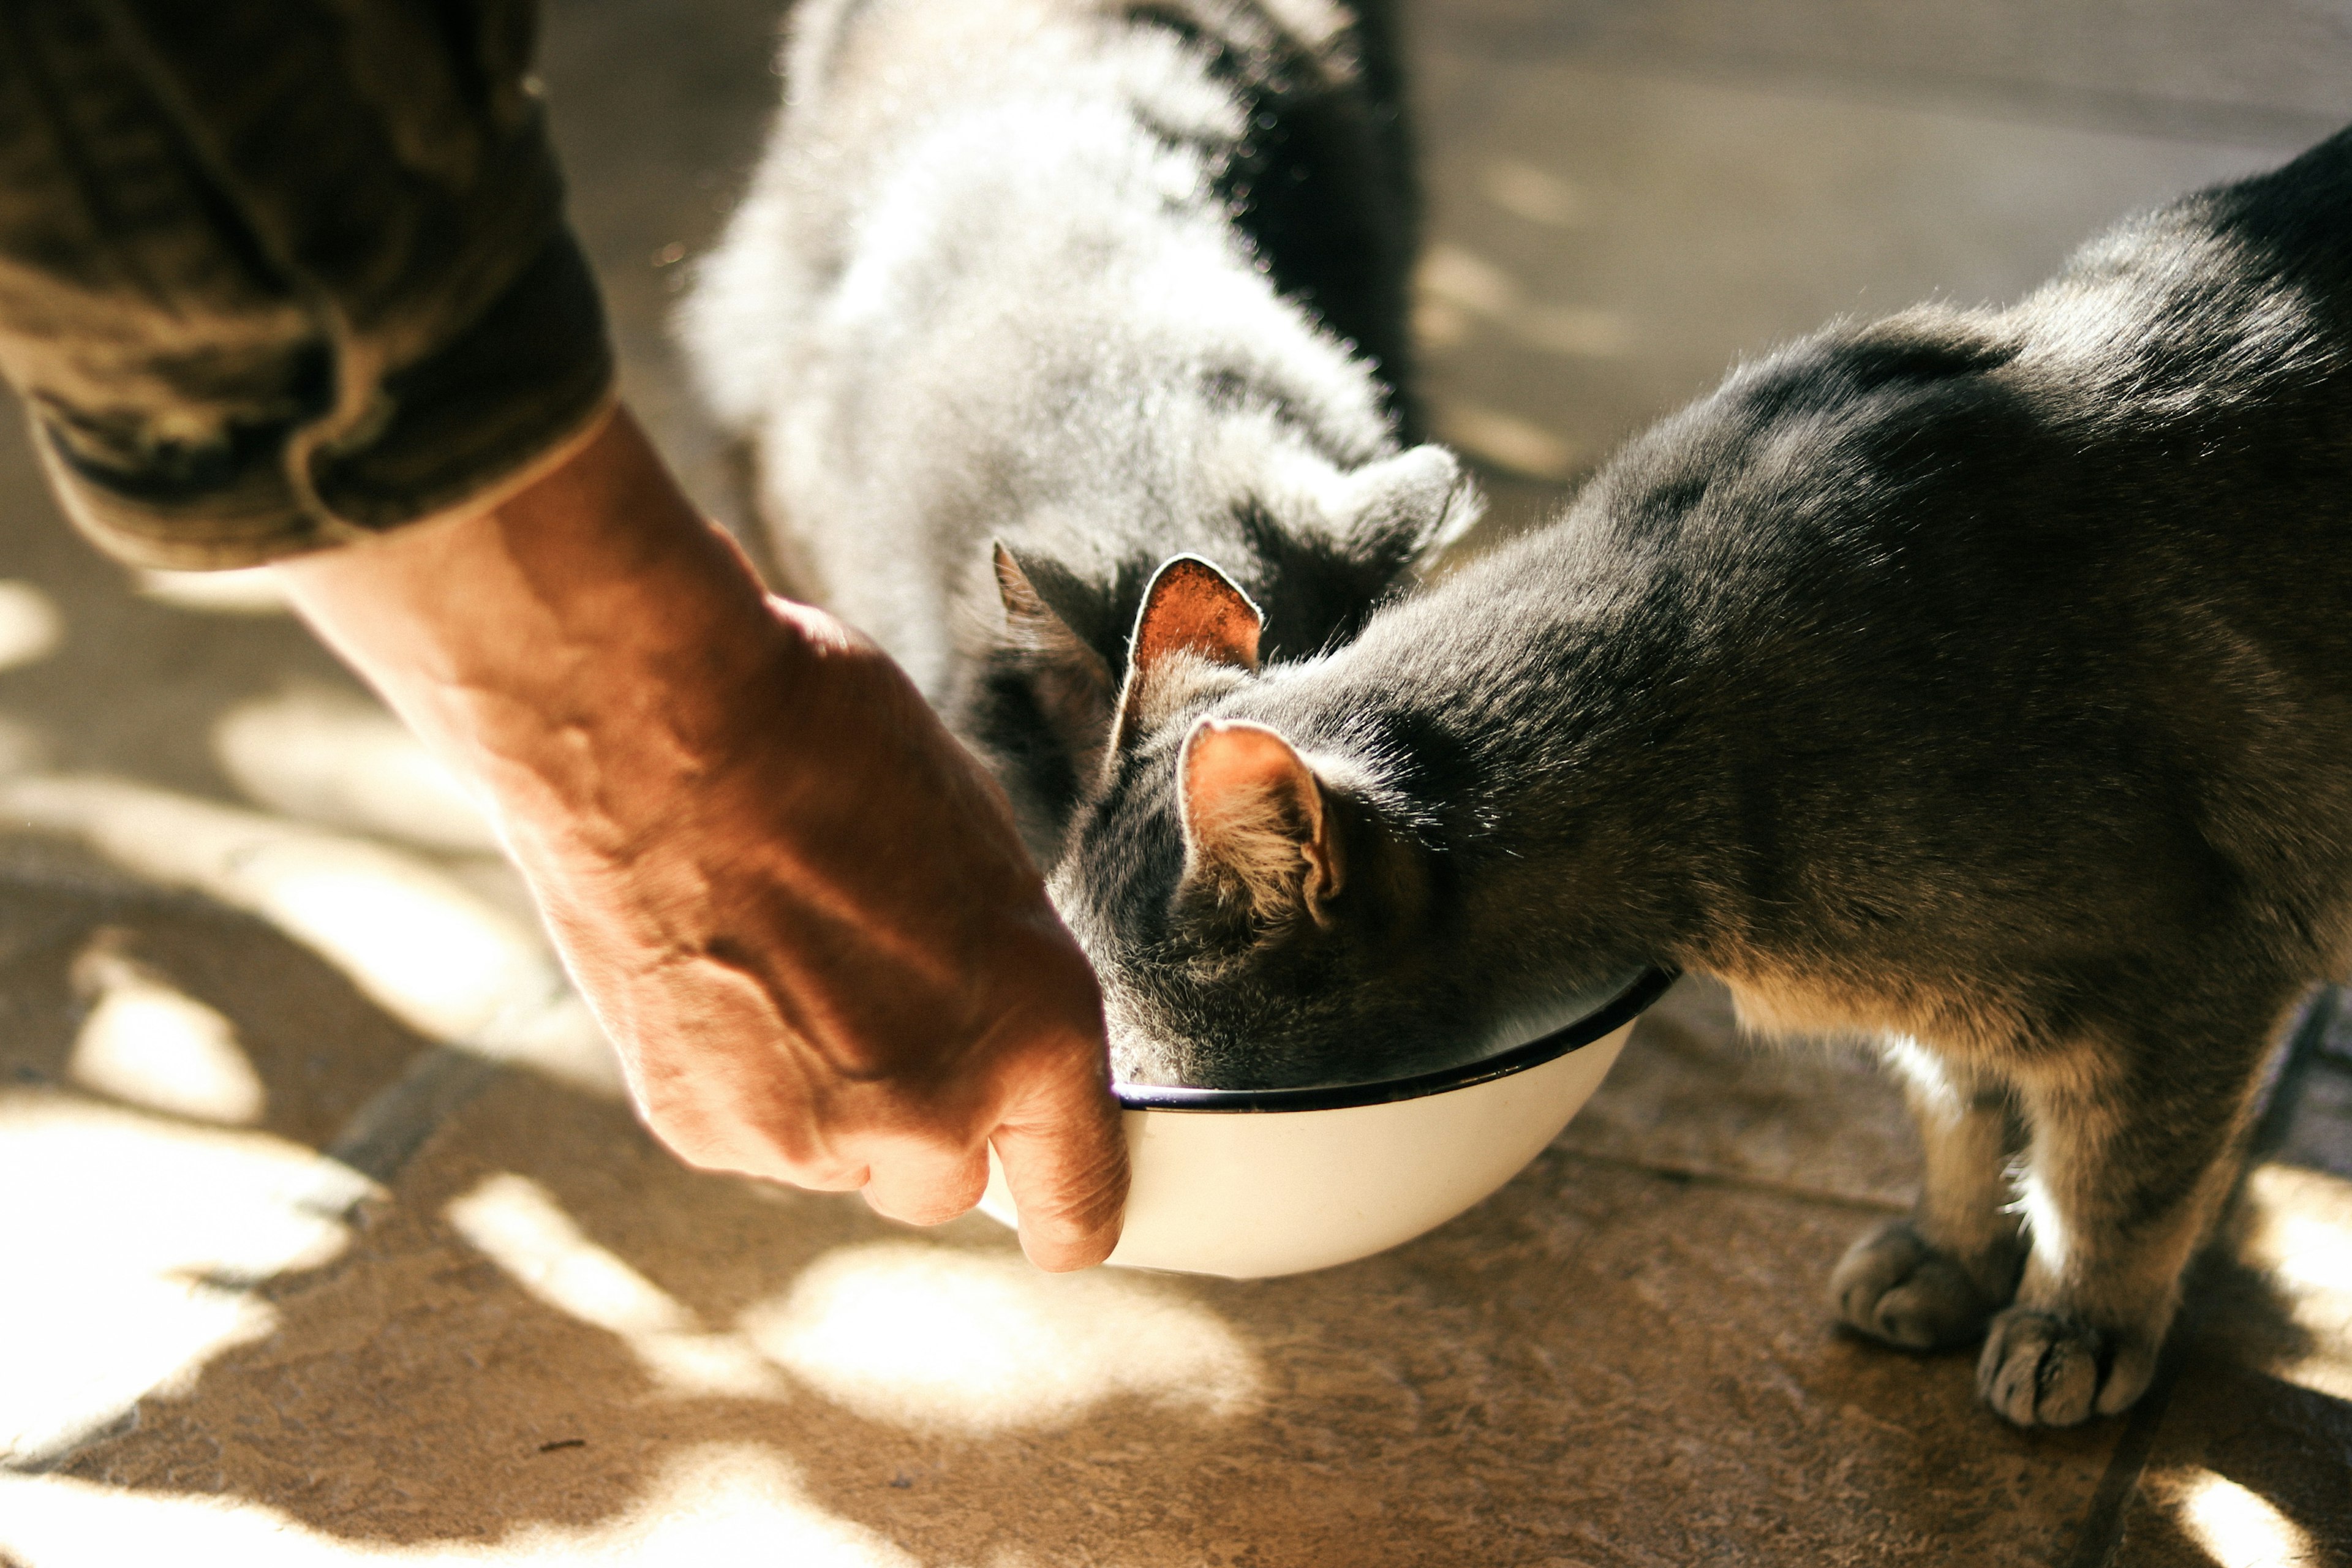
276, 409, 785, 867
278, 407, 1128, 1265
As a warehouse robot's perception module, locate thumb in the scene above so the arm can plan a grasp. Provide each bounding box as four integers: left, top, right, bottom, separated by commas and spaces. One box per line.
990, 1042, 1129, 1270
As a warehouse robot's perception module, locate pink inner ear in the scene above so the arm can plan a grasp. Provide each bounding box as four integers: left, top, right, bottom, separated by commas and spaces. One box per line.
1194, 719, 1308, 809
1182, 720, 1318, 844
1180, 719, 1344, 918
1133, 557, 1262, 677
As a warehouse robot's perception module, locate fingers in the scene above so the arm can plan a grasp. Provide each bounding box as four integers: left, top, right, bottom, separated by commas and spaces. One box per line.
644, 1114, 870, 1191
859, 1138, 990, 1226
990, 1045, 1131, 1271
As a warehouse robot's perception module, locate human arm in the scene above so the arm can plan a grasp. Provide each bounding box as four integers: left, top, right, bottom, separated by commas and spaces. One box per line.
0, 0, 1127, 1265
277, 407, 1128, 1265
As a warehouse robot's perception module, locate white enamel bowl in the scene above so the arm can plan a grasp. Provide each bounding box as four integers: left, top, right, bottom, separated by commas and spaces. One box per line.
981, 968, 1676, 1279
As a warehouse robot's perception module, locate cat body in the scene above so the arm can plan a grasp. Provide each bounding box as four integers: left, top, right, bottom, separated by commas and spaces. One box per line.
1055, 129, 2352, 1426
680, 0, 1475, 858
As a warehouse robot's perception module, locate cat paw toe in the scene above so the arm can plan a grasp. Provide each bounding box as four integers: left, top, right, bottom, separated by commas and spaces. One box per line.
1830, 1219, 1999, 1349
1977, 1307, 2150, 1427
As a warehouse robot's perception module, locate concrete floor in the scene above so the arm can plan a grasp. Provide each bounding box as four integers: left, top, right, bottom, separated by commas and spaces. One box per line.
3, 1, 2351, 1563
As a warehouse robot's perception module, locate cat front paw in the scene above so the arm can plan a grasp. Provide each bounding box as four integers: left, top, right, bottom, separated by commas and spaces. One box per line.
1977, 1306, 2157, 1427
1830, 1218, 2008, 1350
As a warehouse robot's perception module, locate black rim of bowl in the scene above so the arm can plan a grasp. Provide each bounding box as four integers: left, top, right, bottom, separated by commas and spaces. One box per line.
1110, 967, 1681, 1113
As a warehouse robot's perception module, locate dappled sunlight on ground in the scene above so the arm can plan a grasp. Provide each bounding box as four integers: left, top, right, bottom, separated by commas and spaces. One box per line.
212, 685, 502, 856
447, 1174, 791, 1401
0, 771, 620, 1098
1415, 238, 1635, 365
0, 774, 548, 1043
0, 1092, 367, 1466
2234, 1165, 2352, 1401
2148, 1468, 2319, 1568
739, 1239, 1265, 1435
440, 1175, 1268, 1430
0, 580, 62, 673
0, 1445, 924, 1567
65, 927, 268, 1125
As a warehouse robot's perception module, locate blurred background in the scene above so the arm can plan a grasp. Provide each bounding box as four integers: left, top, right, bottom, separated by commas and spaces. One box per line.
1, 2, 2347, 1564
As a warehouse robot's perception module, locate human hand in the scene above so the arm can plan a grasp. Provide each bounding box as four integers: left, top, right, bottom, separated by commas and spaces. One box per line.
278, 409, 1128, 1267
526, 597, 1129, 1267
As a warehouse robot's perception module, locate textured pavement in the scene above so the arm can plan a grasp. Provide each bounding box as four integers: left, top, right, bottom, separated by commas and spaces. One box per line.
2, 2, 2350, 1564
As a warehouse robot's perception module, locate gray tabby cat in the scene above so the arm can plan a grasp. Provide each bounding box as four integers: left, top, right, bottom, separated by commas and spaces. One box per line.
1050, 129, 2352, 1427
680, 0, 1476, 862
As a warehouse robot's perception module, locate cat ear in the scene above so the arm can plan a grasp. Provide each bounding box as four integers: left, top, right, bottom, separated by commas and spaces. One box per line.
993, 542, 1118, 772
1333, 444, 1484, 569
1108, 555, 1263, 755
1178, 719, 1343, 926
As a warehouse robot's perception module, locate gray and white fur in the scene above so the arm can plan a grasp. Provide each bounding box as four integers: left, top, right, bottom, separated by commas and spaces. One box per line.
1051, 129, 2352, 1428
680, 0, 1476, 861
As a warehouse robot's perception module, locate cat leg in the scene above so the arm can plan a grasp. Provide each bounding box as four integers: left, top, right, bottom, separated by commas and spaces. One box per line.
1831, 1037, 2024, 1349
1977, 1011, 2276, 1428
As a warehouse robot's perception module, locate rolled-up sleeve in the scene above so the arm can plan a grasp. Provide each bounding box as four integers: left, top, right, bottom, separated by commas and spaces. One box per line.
0, 0, 615, 568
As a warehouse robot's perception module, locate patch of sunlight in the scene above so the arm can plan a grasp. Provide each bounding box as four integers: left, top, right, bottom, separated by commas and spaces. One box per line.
739, 1238, 1261, 1434
2166, 1468, 2317, 1568
0, 579, 62, 671
1483, 159, 1588, 228
0, 774, 536, 1040
1417, 243, 1519, 318
2269, 1207, 2352, 1295
1415, 242, 1631, 363
447, 1174, 786, 1399
2236, 1164, 2352, 1400
0, 1443, 921, 1566
0, 1092, 368, 1466
1414, 295, 1473, 352
135, 566, 288, 616
1436, 403, 1581, 481
213, 684, 500, 854
0, 772, 622, 1098
64, 927, 265, 1125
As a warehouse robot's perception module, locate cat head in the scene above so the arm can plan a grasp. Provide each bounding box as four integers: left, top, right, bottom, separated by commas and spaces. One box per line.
960, 442, 1480, 858
1044, 552, 1482, 1090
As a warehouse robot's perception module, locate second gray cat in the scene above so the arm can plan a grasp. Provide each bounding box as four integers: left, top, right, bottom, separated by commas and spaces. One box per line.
1050, 129, 2352, 1428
